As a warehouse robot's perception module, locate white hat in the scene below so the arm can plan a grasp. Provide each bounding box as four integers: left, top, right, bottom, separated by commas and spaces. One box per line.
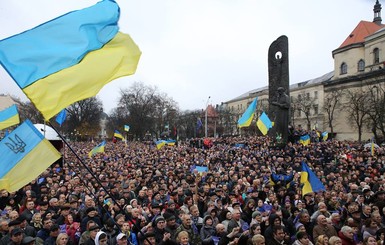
116, 233, 127, 241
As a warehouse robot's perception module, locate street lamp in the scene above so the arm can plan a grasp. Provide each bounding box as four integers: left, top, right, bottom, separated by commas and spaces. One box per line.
205, 96, 211, 137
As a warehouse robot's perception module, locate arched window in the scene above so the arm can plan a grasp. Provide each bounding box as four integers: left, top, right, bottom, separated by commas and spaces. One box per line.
357, 59, 365, 72
373, 48, 380, 64
340, 62, 347, 75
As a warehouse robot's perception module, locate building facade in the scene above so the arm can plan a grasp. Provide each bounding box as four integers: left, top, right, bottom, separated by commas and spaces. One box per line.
222, 1, 385, 141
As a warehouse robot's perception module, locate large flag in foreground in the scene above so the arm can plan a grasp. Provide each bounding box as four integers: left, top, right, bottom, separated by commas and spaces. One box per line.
237, 97, 258, 128
300, 162, 325, 196
0, 120, 61, 192
256, 112, 273, 135
88, 141, 106, 158
0, 105, 20, 131
0, 0, 141, 120
114, 130, 124, 140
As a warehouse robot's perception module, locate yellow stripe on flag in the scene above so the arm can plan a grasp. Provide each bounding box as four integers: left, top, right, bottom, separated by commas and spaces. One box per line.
23, 32, 141, 120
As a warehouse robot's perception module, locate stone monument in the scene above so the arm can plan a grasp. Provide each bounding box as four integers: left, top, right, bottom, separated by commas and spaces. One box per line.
268, 35, 290, 145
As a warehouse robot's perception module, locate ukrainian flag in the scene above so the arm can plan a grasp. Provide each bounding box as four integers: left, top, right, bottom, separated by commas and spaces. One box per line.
124, 125, 130, 132
114, 130, 124, 140
256, 112, 273, 135
299, 134, 311, 146
0, 0, 141, 120
237, 97, 258, 128
166, 139, 176, 146
156, 140, 166, 149
0, 105, 20, 131
321, 132, 328, 141
88, 141, 106, 158
0, 120, 61, 192
300, 162, 325, 196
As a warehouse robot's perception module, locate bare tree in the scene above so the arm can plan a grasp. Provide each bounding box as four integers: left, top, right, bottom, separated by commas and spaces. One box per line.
323, 90, 343, 137
292, 92, 317, 130
366, 83, 385, 142
344, 88, 370, 142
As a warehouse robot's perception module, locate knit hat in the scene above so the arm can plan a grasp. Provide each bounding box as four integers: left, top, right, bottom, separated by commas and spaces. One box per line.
252, 211, 261, 219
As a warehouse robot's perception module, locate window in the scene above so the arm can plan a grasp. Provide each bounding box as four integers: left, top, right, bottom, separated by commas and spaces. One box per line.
340, 63, 347, 74
313, 105, 319, 115
374, 48, 380, 64
314, 91, 318, 99
357, 59, 365, 72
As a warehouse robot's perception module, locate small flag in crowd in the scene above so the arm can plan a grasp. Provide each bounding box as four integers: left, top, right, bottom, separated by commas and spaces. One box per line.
0, 0, 141, 120
156, 140, 166, 149
256, 112, 272, 135
299, 134, 311, 146
55, 109, 67, 126
88, 141, 106, 158
0, 105, 20, 131
321, 132, 328, 141
0, 120, 61, 192
114, 130, 124, 140
196, 118, 203, 130
124, 125, 130, 132
238, 97, 258, 128
300, 162, 325, 196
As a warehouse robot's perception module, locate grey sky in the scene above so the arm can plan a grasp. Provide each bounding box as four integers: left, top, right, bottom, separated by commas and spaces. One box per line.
0, 0, 377, 113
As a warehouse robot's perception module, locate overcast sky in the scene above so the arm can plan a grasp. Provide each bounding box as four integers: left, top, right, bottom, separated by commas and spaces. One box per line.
0, 0, 377, 113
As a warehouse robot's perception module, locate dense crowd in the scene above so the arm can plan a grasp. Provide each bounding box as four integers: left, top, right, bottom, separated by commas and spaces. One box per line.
0, 135, 385, 245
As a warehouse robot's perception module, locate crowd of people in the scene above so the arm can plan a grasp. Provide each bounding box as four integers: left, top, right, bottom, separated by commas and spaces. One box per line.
0, 135, 385, 245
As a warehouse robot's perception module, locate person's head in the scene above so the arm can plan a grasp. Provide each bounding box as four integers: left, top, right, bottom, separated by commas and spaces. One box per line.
49, 224, 60, 238
154, 216, 166, 230
9, 211, 19, 221
299, 211, 310, 224
95, 231, 108, 245
328, 236, 342, 245
296, 231, 310, 245
203, 216, 213, 227
177, 231, 189, 245
56, 233, 69, 245
316, 235, 329, 245
232, 209, 241, 221
272, 225, 285, 242
10, 228, 24, 245
341, 226, 354, 240
317, 215, 327, 226
181, 214, 192, 228
364, 235, 377, 245
88, 225, 100, 239
250, 224, 261, 235
42, 216, 53, 230
142, 233, 156, 245
116, 233, 127, 245
22, 236, 36, 245
251, 234, 265, 245
216, 224, 226, 235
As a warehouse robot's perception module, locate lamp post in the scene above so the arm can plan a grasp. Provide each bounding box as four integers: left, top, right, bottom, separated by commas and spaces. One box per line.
205, 96, 211, 137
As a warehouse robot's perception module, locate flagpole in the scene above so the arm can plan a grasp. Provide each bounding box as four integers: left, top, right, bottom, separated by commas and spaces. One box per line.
205, 96, 210, 138
48, 122, 154, 245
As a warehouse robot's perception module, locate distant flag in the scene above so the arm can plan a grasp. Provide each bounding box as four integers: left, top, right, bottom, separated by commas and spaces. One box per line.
197, 118, 203, 130
166, 139, 176, 146
0, 120, 61, 192
300, 162, 325, 196
371, 137, 375, 156
299, 134, 311, 146
88, 140, 106, 158
0, 105, 20, 131
156, 140, 166, 149
321, 132, 328, 141
55, 109, 67, 126
238, 97, 258, 128
191, 165, 208, 173
124, 125, 130, 132
256, 112, 273, 135
114, 130, 124, 140
0, 0, 141, 120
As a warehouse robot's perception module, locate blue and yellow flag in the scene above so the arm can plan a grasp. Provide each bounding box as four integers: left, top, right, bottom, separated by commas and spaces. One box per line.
300, 162, 325, 196
156, 140, 166, 149
321, 132, 328, 141
0, 120, 61, 192
114, 130, 124, 140
299, 134, 311, 146
88, 140, 106, 158
55, 109, 67, 126
166, 139, 176, 146
0, 105, 20, 131
256, 112, 273, 135
124, 125, 130, 132
0, 0, 141, 120
237, 97, 258, 128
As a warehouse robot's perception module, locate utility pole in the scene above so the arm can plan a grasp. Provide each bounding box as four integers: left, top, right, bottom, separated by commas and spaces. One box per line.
205, 96, 210, 137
